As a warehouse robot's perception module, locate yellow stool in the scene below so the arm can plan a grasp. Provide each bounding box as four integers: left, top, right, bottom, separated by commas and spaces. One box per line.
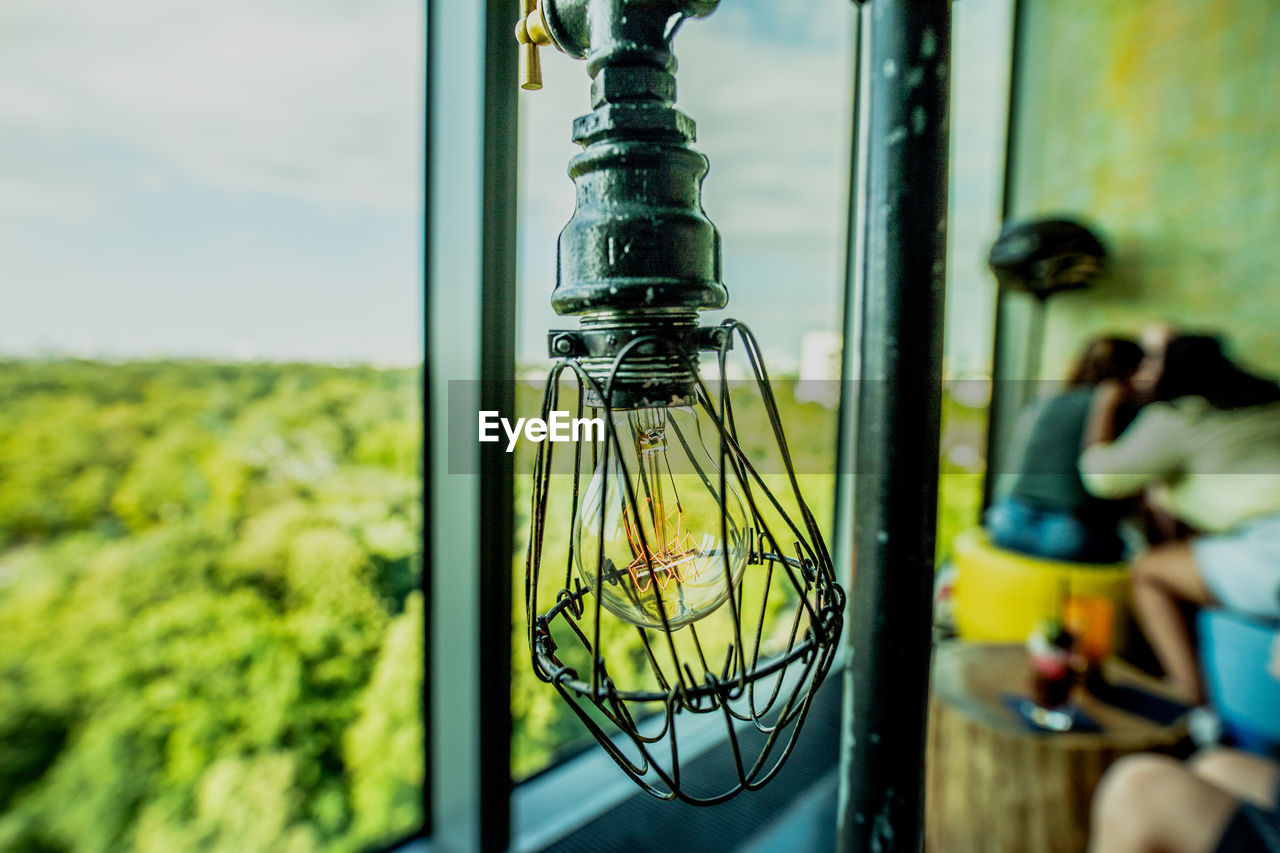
951, 527, 1130, 643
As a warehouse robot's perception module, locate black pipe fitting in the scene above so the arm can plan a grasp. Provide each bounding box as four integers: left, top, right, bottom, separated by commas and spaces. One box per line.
543, 0, 725, 408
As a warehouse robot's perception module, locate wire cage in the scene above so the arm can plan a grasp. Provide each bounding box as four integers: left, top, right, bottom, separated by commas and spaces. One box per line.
524, 319, 845, 804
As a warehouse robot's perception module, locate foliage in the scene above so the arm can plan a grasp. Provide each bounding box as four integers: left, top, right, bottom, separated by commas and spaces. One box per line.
0, 360, 422, 853
0, 359, 989, 848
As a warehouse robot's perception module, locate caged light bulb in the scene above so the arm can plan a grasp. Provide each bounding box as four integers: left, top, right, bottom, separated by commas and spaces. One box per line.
574, 404, 749, 631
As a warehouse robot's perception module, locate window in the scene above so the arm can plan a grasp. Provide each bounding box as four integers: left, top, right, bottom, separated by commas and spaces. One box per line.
0, 3, 425, 850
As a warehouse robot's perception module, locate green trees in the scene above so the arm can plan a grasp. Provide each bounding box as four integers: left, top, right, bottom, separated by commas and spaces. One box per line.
0, 361, 422, 853
0, 359, 985, 849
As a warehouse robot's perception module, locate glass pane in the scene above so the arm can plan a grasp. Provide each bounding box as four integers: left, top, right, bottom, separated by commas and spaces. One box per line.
937, 0, 1016, 564
0, 3, 425, 850
511, 0, 855, 781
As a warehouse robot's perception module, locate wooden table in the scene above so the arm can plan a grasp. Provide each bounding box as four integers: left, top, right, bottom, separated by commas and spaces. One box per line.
926, 642, 1189, 853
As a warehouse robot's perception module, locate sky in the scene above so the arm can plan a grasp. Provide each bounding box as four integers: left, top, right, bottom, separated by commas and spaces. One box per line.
0, 0, 424, 364
0, 0, 1008, 371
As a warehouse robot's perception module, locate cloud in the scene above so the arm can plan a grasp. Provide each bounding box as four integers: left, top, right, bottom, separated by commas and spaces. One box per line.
0, 0, 423, 210
0, 175, 101, 219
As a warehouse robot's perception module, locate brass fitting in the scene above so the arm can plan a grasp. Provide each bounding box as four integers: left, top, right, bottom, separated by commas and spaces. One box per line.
515, 0, 557, 90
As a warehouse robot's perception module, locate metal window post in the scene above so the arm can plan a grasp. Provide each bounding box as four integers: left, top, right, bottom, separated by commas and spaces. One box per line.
982, 0, 1027, 510
836, 0, 951, 850
426, 0, 518, 849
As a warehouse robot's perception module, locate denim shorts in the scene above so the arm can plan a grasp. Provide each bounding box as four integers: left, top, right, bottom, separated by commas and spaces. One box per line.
1196, 512, 1280, 619
985, 496, 1124, 564
1214, 784, 1280, 853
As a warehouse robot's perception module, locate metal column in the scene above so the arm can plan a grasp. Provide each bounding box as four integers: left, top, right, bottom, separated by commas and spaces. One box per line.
427, 0, 518, 849
836, 0, 951, 850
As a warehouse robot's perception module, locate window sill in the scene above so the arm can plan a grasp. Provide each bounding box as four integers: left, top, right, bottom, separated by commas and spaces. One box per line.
511, 666, 844, 852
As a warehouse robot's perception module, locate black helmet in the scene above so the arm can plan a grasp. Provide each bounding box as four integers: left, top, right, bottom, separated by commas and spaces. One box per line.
988, 218, 1107, 299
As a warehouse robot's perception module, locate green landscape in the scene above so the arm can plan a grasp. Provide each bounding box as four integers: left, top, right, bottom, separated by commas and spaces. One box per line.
0, 360, 986, 849
0, 361, 422, 853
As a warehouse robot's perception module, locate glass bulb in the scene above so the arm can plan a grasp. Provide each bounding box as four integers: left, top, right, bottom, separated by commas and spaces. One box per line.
574, 405, 749, 631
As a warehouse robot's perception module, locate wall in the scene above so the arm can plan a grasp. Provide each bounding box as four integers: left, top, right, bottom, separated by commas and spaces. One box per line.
1010, 0, 1280, 377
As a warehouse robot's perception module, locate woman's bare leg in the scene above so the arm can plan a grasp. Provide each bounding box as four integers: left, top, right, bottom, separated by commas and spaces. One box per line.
1091, 754, 1240, 853
1190, 748, 1280, 808
1130, 542, 1215, 703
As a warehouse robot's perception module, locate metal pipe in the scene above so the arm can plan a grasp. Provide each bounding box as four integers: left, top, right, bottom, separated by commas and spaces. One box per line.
836, 0, 951, 850
534, 0, 728, 409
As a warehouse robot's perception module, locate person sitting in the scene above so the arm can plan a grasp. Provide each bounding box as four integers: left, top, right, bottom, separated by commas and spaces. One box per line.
1129, 321, 1203, 545
1090, 747, 1280, 853
986, 336, 1144, 564
1090, 641, 1280, 852
1080, 334, 1280, 703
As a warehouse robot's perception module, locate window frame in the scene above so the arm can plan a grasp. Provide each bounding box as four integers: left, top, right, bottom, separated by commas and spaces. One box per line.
424, 0, 517, 850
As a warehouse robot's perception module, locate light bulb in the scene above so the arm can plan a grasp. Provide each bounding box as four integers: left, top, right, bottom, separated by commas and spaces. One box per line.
574, 404, 749, 631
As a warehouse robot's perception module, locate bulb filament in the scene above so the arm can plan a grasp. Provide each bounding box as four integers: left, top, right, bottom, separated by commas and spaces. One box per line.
621, 498, 711, 592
